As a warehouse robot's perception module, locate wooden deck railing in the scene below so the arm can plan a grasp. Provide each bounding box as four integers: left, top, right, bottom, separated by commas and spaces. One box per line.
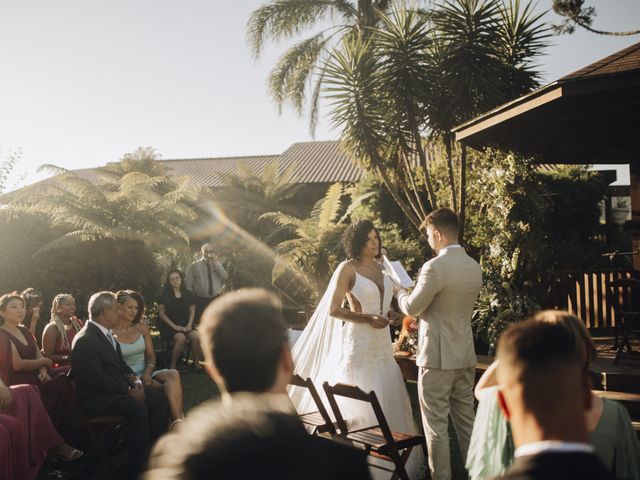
549, 268, 637, 331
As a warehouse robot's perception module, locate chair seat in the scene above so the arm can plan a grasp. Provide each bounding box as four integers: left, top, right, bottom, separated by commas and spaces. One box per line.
346, 427, 425, 452
299, 411, 327, 427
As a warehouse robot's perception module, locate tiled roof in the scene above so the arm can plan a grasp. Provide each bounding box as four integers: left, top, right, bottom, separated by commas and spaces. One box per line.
159, 155, 281, 187
161, 140, 364, 187
561, 41, 640, 81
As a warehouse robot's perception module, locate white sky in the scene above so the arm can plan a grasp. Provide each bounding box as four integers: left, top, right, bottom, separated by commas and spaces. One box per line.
1, 0, 639, 190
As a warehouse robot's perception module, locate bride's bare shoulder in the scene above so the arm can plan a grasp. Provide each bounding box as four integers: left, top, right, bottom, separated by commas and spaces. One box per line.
335, 260, 356, 284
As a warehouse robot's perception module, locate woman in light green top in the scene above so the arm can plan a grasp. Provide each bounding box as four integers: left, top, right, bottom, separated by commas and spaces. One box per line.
467, 311, 640, 480
113, 290, 185, 426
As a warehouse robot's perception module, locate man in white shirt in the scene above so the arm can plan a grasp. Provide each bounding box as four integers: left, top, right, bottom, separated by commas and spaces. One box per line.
185, 242, 228, 324
493, 319, 612, 480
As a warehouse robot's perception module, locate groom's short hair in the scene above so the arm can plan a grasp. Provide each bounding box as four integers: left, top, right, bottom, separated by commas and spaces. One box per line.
423, 208, 459, 235
199, 288, 288, 393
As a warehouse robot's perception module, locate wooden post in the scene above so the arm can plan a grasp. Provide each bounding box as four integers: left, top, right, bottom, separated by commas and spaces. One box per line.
630, 162, 640, 271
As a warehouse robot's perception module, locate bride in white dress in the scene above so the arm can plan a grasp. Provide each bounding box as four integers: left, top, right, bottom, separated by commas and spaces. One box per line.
289, 220, 424, 479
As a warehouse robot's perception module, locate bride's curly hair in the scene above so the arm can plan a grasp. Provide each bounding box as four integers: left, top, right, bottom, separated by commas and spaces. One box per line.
342, 219, 380, 260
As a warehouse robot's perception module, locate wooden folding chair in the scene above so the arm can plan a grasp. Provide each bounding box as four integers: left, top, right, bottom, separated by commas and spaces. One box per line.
323, 382, 426, 480
66, 369, 127, 478
289, 374, 336, 436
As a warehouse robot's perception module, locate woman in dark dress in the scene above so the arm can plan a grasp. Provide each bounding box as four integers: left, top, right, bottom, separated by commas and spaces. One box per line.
0, 292, 87, 451
157, 270, 203, 370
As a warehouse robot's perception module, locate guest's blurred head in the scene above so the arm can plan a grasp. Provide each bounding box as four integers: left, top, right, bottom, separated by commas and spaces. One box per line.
88, 291, 119, 329
199, 288, 292, 395
343, 220, 381, 260
422, 208, 459, 253
496, 316, 591, 447
21, 288, 42, 312
115, 290, 145, 325
145, 394, 327, 480
0, 293, 25, 327
533, 310, 595, 368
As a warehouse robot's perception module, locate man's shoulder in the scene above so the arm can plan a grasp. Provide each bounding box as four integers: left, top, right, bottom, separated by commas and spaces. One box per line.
497, 452, 613, 480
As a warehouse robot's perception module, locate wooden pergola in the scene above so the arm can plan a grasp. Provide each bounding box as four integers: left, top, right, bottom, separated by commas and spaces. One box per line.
453, 41, 640, 269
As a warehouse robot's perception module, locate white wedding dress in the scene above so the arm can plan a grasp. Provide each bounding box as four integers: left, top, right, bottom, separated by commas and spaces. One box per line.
289, 261, 424, 479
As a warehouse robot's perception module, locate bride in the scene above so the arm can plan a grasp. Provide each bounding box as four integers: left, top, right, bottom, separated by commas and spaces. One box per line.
289, 219, 424, 478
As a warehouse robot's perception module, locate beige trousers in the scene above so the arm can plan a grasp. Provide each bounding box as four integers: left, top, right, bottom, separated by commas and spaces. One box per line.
418, 366, 475, 480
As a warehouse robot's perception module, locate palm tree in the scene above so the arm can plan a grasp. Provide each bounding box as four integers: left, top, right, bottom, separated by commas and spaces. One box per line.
25, 150, 208, 268
247, 0, 402, 132
323, 1, 549, 237
428, 0, 549, 230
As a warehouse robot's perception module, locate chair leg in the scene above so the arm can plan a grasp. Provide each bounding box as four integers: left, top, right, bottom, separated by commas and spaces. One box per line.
388, 447, 410, 480
88, 423, 120, 479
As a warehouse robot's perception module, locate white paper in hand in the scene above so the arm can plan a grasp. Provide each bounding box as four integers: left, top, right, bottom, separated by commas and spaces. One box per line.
382, 256, 415, 288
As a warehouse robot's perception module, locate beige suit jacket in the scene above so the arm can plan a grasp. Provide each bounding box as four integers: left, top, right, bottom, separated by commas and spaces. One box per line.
397, 246, 482, 369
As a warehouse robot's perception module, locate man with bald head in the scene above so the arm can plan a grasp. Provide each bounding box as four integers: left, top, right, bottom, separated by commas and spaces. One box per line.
493, 319, 612, 480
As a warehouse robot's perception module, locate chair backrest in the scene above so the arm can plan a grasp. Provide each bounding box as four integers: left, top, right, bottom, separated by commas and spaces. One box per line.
322, 382, 394, 442
289, 374, 335, 433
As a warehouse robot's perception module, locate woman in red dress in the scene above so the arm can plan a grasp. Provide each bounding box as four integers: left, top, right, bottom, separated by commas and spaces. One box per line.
42, 294, 84, 375
0, 292, 88, 451
1, 322, 83, 479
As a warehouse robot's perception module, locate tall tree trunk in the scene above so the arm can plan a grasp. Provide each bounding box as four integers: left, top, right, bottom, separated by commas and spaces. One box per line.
375, 165, 426, 239
459, 144, 467, 242
444, 135, 458, 212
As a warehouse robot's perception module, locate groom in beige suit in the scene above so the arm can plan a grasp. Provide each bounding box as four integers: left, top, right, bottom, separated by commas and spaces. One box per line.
396, 208, 482, 480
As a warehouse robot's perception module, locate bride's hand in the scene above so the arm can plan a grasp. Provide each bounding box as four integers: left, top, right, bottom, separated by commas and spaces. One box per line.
368, 314, 389, 329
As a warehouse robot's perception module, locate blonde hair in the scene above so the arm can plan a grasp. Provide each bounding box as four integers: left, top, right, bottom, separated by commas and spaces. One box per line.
532, 310, 595, 368
49, 294, 82, 352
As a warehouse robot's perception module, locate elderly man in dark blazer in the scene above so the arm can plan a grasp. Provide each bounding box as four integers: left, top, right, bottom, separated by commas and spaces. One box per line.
71, 291, 169, 476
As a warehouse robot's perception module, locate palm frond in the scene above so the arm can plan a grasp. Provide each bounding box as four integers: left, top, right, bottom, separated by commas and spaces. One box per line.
267, 33, 330, 112
247, 0, 355, 58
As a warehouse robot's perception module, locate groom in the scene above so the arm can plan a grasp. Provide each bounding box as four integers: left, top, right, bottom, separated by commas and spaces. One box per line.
395, 208, 482, 480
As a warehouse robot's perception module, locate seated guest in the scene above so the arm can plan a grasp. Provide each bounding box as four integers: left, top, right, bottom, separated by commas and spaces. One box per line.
0, 292, 87, 450
20, 288, 43, 341
0, 379, 80, 479
42, 294, 84, 375
493, 317, 612, 480
145, 288, 371, 480
467, 311, 640, 480
114, 290, 185, 425
157, 270, 203, 371
3, 333, 83, 478
71, 291, 169, 476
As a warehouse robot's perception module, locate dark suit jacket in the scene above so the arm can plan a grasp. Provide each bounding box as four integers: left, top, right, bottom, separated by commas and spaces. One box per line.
494, 452, 613, 480
70, 322, 136, 416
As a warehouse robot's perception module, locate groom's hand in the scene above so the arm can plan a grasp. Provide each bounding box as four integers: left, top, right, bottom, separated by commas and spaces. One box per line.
368, 314, 389, 329
393, 283, 405, 295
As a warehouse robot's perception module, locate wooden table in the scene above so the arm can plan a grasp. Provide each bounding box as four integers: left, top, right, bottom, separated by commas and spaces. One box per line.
394, 353, 494, 383
394, 354, 640, 423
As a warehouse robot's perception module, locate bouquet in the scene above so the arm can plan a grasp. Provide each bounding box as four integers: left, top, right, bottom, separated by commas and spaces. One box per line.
393, 316, 418, 356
